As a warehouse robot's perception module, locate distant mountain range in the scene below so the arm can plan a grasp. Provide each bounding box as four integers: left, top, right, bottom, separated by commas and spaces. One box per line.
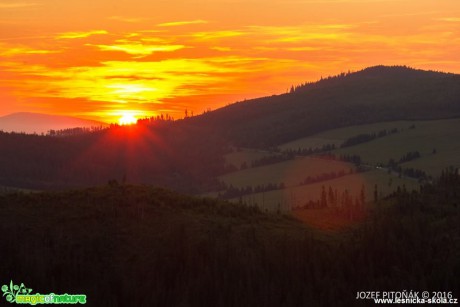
191, 65, 460, 147
0, 112, 107, 134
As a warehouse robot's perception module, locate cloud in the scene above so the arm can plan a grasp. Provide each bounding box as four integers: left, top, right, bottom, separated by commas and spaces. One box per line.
247, 24, 353, 43
157, 20, 208, 27
437, 17, 460, 23
108, 16, 147, 23
193, 30, 245, 40
0, 44, 59, 56
56, 30, 108, 39
0, 56, 286, 107
89, 43, 186, 57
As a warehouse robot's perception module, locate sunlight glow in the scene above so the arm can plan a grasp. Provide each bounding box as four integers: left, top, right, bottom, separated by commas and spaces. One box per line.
118, 112, 138, 125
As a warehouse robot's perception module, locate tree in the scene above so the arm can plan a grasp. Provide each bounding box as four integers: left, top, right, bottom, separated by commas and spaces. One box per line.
321, 185, 327, 207
328, 186, 335, 207
360, 184, 366, 205
374, 184, 378, 203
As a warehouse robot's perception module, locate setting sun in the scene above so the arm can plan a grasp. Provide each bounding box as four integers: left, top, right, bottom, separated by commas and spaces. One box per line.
119, 113, 138, 125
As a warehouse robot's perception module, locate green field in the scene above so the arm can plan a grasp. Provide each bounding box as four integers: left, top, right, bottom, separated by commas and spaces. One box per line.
330, 118, 460, 176
279, 121, 413, 151
224, 149, 272, 169
220, 156, 355, 188
234, 170, 418, 212
213, 119, 460, 212
280, 118, 460, 176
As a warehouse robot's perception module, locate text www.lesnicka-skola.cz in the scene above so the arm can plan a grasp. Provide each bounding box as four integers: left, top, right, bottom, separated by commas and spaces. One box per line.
356, 291, 458, 304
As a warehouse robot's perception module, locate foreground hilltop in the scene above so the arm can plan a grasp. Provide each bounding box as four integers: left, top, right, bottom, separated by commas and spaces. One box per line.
0, 181, 459, 306
192, 65, 460, 147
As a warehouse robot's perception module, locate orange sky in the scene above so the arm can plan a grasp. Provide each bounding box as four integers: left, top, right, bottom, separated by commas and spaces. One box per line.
1, 0, 459, 123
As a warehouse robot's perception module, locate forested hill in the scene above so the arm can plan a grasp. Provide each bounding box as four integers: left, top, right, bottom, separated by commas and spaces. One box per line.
1, 176, 459, 306
190, 66, 460, 147
1, 65, 459, 191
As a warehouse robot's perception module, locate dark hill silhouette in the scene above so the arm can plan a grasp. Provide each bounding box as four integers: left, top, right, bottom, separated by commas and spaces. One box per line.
0, 120, 228, 191
0, 112, 107, 134
190, 65, 460, 147
1, 179, 459, 306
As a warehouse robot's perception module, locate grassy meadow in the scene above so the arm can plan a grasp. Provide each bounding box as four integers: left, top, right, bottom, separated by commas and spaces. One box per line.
281, 118, 460, 175
215, 119, 460, 212
224, 149, 272, 169
221, 156, 355, 189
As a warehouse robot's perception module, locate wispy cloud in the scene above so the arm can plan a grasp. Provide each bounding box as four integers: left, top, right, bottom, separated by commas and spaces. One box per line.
193, 30, 245, 40
246, 24, 353, 43
437, 17, 460, 23
0, 44, 59, 56
108, 16, 147, 23
1, 58, 250, 105
157, 20, 208, 27
56, 30, 108, 39
0, 54, 298, 110
89, 43, 186, 57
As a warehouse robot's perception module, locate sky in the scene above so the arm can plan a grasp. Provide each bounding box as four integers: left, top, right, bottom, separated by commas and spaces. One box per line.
0, 0, 459, 123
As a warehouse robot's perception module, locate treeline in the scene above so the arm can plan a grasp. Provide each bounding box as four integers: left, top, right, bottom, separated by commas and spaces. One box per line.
282, 144, 336, 157
340, 128, 399, 148
301, 169, 351, 186
239, 146, 357, 171
289, 69, 359, 93
242, 144, 336, 169
245, 153, 295, 169
313, 153, 363, 166
47, 126, 106, 137
387, 151, 428, 180
136, 114, 175, 124
397, 151, 421, 164
295, 184, 368, 219
218, 182, 285, 199
218, 166, 360, 201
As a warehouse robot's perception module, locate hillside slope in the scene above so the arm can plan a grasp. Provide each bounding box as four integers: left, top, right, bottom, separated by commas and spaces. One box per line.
191, 66, 460, 147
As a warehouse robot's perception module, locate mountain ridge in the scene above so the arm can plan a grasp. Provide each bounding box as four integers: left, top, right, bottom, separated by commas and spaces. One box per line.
0, 112, 107, 134
190, 65, 460, 147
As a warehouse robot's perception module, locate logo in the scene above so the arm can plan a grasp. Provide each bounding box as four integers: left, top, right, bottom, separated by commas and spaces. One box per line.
2, 281, 86, 305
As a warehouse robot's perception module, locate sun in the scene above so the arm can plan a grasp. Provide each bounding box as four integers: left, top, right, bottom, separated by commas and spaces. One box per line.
118, 113, 137, 125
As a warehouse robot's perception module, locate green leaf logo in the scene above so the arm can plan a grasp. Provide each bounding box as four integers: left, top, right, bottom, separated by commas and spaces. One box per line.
2, 280, 33, 304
